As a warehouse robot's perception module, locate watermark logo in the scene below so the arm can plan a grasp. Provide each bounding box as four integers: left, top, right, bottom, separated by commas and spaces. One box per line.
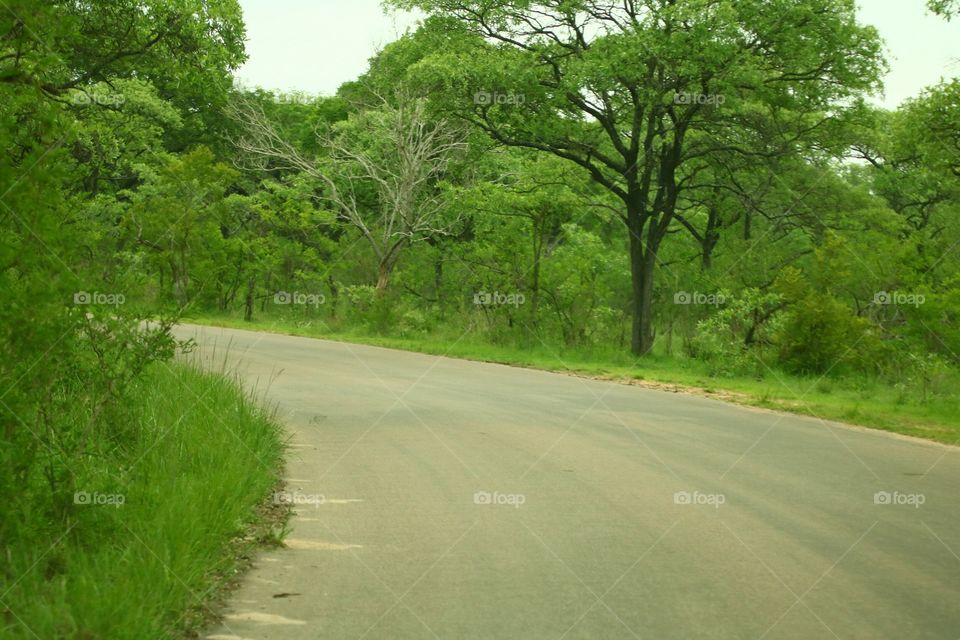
74, 491, 125, 508
473, 290, 525, 307
873, 491, 924, 508
274, 94, 313, 104
873, 291, 925, 308
274, 291, 325, 307
673, 490, 725, 508
474, 490, 525, 508
71, 92, 125, 106
74, 291, 125, 306
272, 490, 325, 508
474, 91, 525, 106
673, 291, 725, 306
674, 92, 725, 106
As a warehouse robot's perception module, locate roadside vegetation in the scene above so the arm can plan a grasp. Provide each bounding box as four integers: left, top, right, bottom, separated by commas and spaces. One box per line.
2, 0, 959, 636
0, 361, 286, 639
0, 3, 286, 639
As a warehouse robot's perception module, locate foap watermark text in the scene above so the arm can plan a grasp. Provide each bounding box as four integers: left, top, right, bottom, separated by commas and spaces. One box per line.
474, 490, 525, 508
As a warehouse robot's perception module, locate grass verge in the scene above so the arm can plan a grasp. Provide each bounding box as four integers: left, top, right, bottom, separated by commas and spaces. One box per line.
0, 361, 287, 639
185, 313, 960, 446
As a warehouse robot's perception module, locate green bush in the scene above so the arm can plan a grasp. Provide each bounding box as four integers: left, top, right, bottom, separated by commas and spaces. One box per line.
687, 289, 782, 377
777, 292, 884, 375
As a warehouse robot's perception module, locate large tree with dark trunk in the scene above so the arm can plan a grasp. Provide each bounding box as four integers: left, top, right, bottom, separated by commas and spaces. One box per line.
389, 0, 884, 354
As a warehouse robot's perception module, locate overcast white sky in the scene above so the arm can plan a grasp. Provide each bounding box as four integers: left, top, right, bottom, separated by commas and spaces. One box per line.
234, 0, 959, 109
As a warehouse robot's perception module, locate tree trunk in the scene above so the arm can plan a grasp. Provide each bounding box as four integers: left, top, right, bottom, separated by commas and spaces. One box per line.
244, 278, 254, 321
628, 207, 656, 356
376, 260, 391, 293
434, 253, 444, 319
327, 275, 339, 319
702, 204, 720, 270
375, 241, 405, 295
530, 231, 541, 330
639, 247, 656, 354
665, 314, 674, 356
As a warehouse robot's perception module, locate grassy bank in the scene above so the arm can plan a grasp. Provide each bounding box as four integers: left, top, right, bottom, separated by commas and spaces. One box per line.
0, 361, 286, 639
185, 313, 960, 446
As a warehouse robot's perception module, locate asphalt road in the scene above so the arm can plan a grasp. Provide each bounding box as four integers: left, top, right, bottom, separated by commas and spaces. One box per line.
174, 324, 960, 640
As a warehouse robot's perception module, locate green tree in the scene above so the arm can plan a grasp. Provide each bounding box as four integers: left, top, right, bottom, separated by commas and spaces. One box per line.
928, 0, 960, 19
124, 147, 238, 307
390, 0, 885, 354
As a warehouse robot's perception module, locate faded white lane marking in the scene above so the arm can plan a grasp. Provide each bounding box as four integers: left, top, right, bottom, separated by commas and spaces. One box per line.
285, 538, 362, 551
224, 612, 307, 625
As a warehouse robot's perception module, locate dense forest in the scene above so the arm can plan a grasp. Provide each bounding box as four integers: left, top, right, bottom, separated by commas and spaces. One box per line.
1, 0, 959, 636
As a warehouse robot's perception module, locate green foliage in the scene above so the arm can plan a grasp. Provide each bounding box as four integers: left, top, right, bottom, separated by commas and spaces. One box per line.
1, 362, 284, 639
688, 289, 783, 377
775, 267, 885, 375
123, 147, 239, 307
0, 4, 291, 638
928, 0, 960, 19
539, 223, 628, 346
3, 0, 960, 632
389, 0, 887, 352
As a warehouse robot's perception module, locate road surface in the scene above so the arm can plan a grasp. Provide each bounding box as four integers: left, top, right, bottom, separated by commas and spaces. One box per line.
173, 324, 960, 640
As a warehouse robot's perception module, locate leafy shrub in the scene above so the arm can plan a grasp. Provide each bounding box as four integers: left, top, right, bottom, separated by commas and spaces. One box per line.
777, 291, 884, 375
687, 289, 783, 376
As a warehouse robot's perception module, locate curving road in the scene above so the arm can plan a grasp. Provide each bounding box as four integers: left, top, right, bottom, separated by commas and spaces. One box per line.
175, 324, 960, 640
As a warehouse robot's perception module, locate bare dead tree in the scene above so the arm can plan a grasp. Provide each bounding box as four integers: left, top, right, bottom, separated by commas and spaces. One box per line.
227, 91, 468, 292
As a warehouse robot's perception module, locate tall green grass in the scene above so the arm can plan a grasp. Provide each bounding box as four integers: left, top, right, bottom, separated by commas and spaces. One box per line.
0, 361, 286, 639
